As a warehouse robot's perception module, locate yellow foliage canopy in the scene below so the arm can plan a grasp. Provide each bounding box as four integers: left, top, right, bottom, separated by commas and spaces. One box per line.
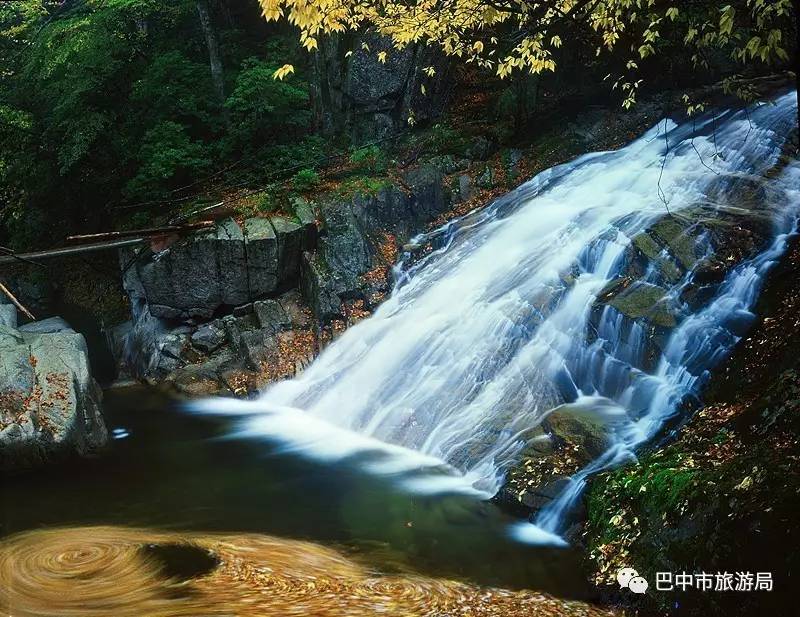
264, 0, 794, 107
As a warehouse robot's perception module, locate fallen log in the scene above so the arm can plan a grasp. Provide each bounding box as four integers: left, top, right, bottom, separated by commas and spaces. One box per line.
0, 281, 36, 321
66, 220, 213, 243
0, 246, 46, 268
0, 238, 145, 266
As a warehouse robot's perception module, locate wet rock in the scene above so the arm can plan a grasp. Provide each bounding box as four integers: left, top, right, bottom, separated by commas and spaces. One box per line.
277, 290, 313, 330
351, 185, 415, 238
254, 299, 291, 333
318, 201, 373, 284
404, 165, 449, 221
629, 231, 683, 283
121, 216, 313, 324
292, 197, 318, 249
519, 477, 572, 510
164, 350, 237, 397
242, 218, 279, 298
272, 216, 305, 284
215, 218, 250, 306
191, 322, 226, 354
237, 329, 278, 369
232, 303, 254, 318
543, 410, 614, 460
0, 320, 107, 472
606, 282, 678, 329
301, 251, 344, 322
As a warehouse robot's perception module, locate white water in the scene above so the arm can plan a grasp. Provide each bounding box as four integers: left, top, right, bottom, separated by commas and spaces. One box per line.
194, 92, 798, 543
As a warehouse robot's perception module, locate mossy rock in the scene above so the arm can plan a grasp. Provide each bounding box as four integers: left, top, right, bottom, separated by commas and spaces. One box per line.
648, 216, 699, 270
607, 282, 678, 328
631, 232, 684, 283
543, 410, 612, 459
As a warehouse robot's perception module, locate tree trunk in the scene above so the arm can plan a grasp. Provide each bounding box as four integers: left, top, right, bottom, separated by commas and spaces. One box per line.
196, 0, 228, 123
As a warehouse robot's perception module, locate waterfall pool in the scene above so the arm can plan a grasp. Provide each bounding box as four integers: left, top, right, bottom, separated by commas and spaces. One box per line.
0, 385, 593, 599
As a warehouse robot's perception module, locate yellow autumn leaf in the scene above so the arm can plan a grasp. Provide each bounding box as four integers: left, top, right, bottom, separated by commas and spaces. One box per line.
273, 64, 295, 80
377, 51, 387, 63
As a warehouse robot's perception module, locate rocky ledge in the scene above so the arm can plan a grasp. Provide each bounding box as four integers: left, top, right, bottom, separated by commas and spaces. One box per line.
0, 301, 107, 473
111, 164, 452, 394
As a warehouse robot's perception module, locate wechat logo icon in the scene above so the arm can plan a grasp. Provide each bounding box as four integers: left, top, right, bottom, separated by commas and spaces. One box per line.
617, 567, 649, 594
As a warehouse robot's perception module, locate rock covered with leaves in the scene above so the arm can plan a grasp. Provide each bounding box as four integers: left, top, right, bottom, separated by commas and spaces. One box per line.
0, 305, 107, 472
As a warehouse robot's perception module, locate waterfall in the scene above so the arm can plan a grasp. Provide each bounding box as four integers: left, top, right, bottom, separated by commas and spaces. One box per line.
193, 91, 799, 543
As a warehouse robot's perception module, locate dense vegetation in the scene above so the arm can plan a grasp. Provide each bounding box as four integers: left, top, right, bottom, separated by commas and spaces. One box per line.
0, 1, 795, 249
0, 0, 323, 248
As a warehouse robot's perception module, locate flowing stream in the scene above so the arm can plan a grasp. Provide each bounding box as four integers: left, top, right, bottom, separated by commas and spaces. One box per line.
194, 91, 799, 544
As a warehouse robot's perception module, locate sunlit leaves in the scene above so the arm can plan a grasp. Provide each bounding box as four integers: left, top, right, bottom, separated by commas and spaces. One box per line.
273, 63, 295, 80
257, 0, 794, 110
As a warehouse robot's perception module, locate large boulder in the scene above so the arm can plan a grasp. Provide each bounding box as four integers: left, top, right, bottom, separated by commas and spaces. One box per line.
121, 216, 314, 323
0, 321, 107, 472
313, 31, 451, 143
300, 166, 451, 322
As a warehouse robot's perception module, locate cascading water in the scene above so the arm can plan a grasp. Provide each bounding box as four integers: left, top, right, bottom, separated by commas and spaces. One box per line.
194, 91, 799, 544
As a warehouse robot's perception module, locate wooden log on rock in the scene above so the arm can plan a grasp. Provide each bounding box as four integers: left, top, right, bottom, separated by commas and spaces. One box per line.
65, 221, 214, 243
0, 238, 145, 266
0, 281, 36, 321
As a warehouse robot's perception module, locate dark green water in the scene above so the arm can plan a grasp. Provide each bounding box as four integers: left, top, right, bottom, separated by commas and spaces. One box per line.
0, 386, 594, 599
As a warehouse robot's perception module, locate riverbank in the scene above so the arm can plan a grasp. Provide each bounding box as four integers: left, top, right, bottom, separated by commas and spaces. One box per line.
584, 218, 800, 615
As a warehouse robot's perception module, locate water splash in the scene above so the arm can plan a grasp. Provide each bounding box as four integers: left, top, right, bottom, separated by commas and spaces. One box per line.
193, 92, 799, 542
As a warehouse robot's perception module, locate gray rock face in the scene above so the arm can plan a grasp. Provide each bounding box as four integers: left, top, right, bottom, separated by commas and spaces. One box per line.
458, 174, 475, 202
243, 218, 279, 298
404, 165, 450, 222
301, 252, 345, 322
120, 287, 314, 389
314, 31, 451, 143
0, 304, 16, 328
299, 165, 451, 322
0, 321, 107, 472
121, 216, 312, 323
191, 322, 226, 354
18, 316, 75, 334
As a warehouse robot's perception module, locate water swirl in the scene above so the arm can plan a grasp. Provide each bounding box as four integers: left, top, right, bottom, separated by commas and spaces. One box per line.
0, 526, 616, 616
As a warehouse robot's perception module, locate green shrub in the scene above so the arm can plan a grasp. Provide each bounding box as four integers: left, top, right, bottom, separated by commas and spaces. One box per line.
335, 176, 390, 199
224, 57, 311, 156
292, 168, 321, 192
425, 123, 470, 156
124, 121, 211, 200
349, 144, 387, 174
